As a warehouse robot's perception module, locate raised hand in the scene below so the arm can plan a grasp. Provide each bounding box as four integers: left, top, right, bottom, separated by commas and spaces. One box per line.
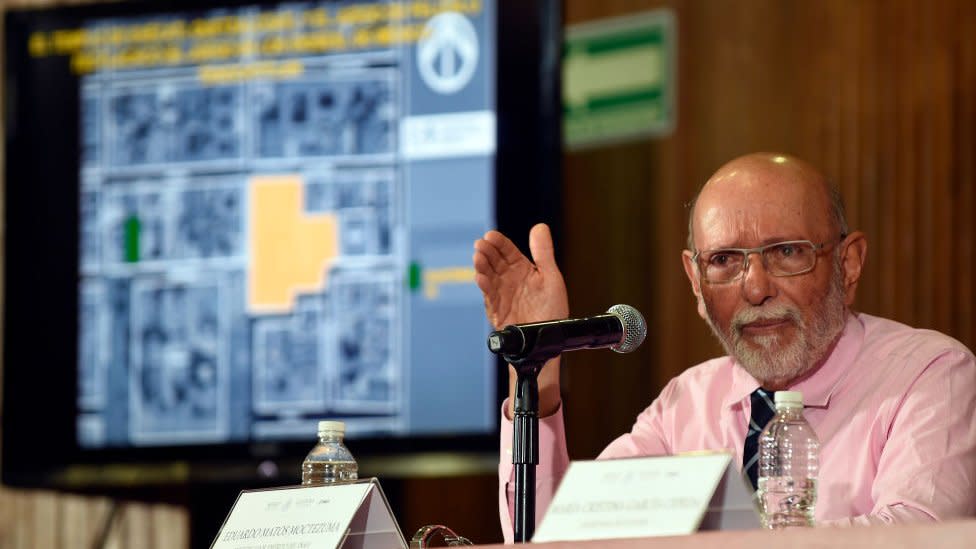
473, 223, 568, 417
473, 223, 569, 329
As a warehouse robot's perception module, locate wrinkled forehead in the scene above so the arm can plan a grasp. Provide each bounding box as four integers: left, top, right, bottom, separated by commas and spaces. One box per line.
691, 167, 832, 250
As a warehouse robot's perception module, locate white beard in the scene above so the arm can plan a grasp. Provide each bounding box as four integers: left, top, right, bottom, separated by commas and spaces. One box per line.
703, 259, 848, 387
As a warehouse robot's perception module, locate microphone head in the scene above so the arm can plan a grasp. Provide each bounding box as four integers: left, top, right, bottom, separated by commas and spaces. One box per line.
607, 304, 647, 353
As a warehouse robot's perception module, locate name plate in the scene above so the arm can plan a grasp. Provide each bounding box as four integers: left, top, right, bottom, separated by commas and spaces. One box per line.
533, 453, 758, 543
212, 479, 406, 549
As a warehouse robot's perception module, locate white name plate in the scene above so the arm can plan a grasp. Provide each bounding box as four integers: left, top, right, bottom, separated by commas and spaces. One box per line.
533, 453, 759, 543
212, 479, 406, 549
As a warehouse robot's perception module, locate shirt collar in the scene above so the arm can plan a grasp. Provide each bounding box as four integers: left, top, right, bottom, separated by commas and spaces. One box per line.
723, 311, 864, 409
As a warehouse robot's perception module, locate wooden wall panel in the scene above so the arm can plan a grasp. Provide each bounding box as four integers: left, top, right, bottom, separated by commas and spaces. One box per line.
559, 0, 976, 462
954, 0, 976, 342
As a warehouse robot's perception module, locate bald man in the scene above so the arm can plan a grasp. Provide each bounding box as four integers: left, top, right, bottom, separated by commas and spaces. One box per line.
473, 153, 976, 540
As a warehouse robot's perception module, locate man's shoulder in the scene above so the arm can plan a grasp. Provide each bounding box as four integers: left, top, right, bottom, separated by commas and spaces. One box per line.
857, 312, 975, 366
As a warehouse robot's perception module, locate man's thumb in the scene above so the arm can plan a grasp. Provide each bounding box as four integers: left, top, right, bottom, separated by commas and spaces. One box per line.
528, 223, 559, 273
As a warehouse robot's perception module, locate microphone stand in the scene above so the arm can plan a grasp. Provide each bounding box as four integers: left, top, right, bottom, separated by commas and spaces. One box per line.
502, 327, 564, 543
510, 359, 543, 543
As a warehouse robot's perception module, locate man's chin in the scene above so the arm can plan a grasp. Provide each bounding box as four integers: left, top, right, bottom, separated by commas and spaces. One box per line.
734, 335, 793, 356
738, 361, 808, 390
732, 342, 809, 384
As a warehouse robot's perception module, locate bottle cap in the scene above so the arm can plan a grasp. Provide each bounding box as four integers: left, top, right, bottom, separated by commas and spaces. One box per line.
773, 390, 803, 408
317, 420, 345, 435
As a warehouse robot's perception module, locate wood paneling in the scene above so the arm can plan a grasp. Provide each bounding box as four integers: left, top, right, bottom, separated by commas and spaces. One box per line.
559, 0, 976, 463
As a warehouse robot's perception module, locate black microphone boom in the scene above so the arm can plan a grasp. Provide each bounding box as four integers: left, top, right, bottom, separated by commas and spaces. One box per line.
487, 304, 647, 363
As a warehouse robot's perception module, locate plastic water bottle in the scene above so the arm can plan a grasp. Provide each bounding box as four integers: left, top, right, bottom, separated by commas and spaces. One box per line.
301, 420, 359, 485
757, 390, 819, 528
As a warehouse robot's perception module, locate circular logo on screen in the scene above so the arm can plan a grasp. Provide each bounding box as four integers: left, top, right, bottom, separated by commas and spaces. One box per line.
417, 12, 479, 95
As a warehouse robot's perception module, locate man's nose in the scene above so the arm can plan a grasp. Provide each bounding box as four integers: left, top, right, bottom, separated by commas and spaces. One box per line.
741, 252, 776, 305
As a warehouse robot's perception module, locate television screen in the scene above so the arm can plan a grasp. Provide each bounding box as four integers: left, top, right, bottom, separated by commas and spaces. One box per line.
3, 0, 560, 485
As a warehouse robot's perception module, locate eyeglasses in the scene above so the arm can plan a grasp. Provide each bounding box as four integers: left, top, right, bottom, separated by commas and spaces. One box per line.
692, 236, 845, 284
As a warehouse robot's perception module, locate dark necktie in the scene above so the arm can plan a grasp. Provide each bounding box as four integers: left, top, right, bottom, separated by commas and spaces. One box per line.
743, 388, 777, 491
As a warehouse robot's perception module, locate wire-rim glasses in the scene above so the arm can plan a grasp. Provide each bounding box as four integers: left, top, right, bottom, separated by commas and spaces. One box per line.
692, 235, 846, 284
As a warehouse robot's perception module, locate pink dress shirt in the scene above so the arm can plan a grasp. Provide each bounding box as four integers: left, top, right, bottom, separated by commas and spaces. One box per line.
498, 312, 976, 542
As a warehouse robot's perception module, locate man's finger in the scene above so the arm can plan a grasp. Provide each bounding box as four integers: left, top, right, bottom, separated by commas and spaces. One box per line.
474, 238, 504, 274
473, 248, 496, 276
474, 271, 496, 297
528, 223, 558, 274
484, 230, 524, 265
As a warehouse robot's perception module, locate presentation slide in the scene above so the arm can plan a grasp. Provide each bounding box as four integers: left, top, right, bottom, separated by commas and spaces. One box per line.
39, 0, 498, 447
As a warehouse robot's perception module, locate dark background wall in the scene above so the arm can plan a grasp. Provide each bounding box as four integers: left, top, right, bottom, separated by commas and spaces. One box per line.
1, 0, 975, 546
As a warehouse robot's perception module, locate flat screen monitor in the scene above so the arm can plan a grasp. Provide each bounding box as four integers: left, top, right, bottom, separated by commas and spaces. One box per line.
2, 0, 560, 487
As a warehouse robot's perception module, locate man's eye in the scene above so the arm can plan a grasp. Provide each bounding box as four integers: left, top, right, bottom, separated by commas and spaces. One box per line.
708, 253, 733, 267
776, 244, 797, 257
771, 243, 810, 259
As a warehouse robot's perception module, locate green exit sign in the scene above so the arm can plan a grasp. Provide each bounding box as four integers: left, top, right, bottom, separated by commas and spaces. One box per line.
563, 9, 676, 150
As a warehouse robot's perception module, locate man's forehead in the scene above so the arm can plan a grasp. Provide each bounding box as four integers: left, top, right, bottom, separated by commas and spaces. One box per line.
695, 201, 812, 248
697, 180, 811, 217
691, 157, 831, 247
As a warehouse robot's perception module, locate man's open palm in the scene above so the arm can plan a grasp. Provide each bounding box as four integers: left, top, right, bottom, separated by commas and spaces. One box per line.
473, 223, 569, 330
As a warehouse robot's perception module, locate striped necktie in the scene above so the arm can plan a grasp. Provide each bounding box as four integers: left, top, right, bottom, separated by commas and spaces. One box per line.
743, 388, 777, 491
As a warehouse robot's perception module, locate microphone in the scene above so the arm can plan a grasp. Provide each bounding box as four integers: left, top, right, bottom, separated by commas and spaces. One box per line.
487, 304, 647, 362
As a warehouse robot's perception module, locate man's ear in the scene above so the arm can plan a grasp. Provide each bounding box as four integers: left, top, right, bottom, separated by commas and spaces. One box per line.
838, 231, 867, 306
682, 250, 707, 319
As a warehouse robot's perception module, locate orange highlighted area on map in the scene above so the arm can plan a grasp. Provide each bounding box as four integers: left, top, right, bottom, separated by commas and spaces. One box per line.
248, 174, 338, 313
